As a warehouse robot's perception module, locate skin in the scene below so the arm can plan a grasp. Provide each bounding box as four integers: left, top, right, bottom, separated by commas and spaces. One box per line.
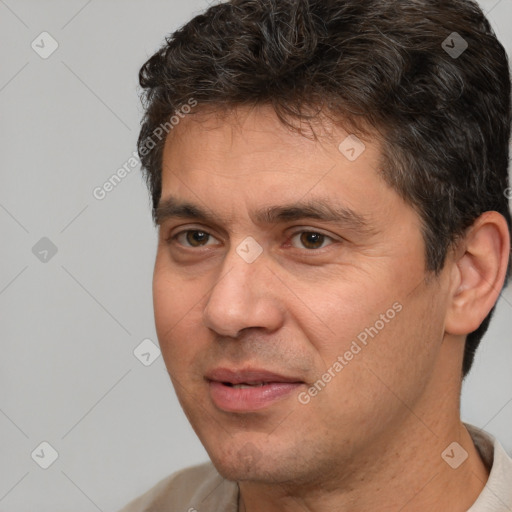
152, 104, 510, 512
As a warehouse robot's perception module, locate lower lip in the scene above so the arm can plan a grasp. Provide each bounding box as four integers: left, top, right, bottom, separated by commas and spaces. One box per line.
208, 381, 303, 412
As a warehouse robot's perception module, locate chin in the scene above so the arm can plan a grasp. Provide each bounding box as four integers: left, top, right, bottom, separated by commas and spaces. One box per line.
206, 439, 306, 485
197, 434, 264, 478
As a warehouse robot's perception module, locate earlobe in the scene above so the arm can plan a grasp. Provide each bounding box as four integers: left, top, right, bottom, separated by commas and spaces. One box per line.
445, 211, 510, 336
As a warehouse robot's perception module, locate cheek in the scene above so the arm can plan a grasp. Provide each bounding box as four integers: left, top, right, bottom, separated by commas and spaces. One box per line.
153, 269, 177, 339
293, 276, 401, 358
300, 294, 443, 441
337, 286, 446, 407
299, 275, 442, 392
152, 262, 206, 368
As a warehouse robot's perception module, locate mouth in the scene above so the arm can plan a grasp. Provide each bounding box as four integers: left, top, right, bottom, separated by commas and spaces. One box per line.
205, 368, 305, 412
223, 382, 269, 389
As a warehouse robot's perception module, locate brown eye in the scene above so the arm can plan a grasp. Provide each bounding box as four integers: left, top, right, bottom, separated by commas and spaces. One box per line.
291, 231, 333, 250
175, 230, 216, 247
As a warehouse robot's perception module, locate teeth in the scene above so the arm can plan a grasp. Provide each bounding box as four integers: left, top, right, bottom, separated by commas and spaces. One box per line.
232, 382, 266, 388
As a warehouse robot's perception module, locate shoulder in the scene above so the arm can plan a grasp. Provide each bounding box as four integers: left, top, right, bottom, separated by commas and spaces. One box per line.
466, 423, 512, 512
118, 461, 239, 512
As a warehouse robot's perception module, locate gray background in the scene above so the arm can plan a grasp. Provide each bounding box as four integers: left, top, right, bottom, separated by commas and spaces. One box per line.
0, 0, 511, 510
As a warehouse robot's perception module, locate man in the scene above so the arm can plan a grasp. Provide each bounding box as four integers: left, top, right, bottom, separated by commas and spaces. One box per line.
120, 0, 512, 510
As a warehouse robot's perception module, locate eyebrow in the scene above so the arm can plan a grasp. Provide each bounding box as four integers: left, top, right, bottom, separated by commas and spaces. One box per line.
155, 196, 373, 233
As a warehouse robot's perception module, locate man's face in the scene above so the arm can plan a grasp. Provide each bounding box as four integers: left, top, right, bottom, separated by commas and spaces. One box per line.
153, 106, 452, 485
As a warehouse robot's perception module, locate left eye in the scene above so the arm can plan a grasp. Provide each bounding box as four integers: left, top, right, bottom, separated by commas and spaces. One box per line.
289, 231, 335, 250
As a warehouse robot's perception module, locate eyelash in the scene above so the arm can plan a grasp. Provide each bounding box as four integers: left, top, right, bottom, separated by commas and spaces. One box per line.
167, 229, 337, 251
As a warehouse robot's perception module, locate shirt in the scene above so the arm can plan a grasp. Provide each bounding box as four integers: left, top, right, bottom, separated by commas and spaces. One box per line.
118, 424, 512, 512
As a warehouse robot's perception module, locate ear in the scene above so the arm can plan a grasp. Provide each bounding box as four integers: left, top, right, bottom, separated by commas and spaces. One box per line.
445, 211, 510, 335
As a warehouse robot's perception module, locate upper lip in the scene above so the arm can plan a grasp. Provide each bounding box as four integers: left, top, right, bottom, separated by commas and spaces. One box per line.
205, 367, 304, 385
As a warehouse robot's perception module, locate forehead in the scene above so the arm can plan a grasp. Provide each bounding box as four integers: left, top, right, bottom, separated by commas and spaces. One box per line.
158, 105, 404, 228
163, 104, 376, 164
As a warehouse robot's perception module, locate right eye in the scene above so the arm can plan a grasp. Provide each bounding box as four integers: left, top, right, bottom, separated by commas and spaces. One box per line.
169, 229, 221, 248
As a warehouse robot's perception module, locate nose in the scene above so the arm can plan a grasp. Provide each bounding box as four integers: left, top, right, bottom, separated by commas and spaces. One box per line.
202, 243, 284, 338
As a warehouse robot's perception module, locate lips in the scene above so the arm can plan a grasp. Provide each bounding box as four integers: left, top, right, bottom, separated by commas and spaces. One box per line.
205, 367, 305, 412
206, 368, 303, 385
